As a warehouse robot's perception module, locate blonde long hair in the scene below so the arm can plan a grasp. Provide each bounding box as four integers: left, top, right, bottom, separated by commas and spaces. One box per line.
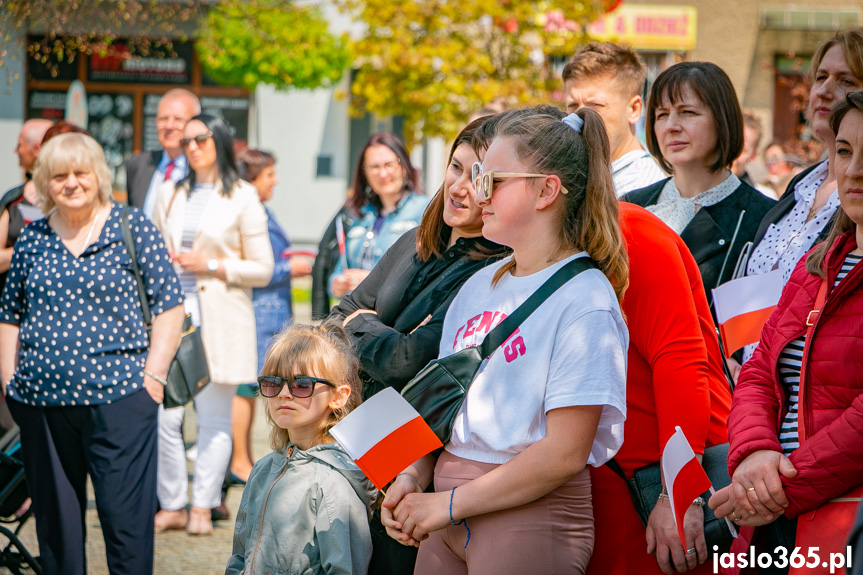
260, 322, 361, 452
485, 106, 629, 303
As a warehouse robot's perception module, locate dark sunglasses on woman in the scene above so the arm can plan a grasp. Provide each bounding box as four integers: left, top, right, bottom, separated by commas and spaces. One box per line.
179, 132, 213, 149
257, 375, 335, 398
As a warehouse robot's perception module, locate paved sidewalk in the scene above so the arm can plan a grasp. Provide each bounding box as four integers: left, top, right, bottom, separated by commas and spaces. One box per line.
2, 293, 314, 575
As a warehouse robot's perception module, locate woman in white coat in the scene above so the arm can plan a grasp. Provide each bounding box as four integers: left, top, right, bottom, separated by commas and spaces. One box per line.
152, 113, 273, 535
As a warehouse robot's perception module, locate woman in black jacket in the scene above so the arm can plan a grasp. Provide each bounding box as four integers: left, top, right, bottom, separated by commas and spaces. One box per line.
623, 61, 774, 306
329, 117, 508, 574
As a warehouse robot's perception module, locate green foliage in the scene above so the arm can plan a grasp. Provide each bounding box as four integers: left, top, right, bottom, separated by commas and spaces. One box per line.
335, 0, 610, 145
196, 1, 350, 92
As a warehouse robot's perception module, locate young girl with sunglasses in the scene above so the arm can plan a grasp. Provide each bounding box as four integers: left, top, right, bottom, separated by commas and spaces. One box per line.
225, 323, 377, 575
382, 107, 629, 574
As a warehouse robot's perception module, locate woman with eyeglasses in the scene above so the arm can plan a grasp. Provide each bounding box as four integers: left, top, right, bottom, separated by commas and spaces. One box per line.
151, 113, 274, 536
382, 106, 629, 574
323, 133, 428, 302
329, 118, 508, 575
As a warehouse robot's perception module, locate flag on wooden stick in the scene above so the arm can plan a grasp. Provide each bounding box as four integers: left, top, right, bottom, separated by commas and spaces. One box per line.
330, 387, 443, 491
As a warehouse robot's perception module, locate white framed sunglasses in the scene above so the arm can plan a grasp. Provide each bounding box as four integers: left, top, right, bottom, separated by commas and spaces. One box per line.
471, 162, 569, 202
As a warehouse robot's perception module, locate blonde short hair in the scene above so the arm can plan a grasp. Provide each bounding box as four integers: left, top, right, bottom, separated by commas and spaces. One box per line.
32, 133, 113, 214
260, 322, 362, 452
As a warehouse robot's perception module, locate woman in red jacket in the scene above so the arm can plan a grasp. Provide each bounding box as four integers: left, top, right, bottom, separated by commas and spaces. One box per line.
709, 92, 863, 573
589, 202, 732, 575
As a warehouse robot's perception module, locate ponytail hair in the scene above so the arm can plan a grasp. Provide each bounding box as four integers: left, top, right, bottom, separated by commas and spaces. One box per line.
485, 106, 628, 303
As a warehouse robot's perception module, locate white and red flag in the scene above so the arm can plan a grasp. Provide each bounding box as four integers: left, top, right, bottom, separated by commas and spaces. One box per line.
662, 427, 715, 550
712, 270, 783, 358
330, 387, 443, 491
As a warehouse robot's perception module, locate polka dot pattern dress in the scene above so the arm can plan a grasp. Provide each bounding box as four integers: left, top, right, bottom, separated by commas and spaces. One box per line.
0, 204, 184, 407
746, 161, 838, 283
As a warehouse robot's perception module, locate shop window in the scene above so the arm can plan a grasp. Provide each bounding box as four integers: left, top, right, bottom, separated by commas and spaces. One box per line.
762, 6, 861, 29
762, 9, 785, 29
839, 11, 861, 27
788, 10, 810, 28
316, 156, 333, 177
812, 12, 834, 29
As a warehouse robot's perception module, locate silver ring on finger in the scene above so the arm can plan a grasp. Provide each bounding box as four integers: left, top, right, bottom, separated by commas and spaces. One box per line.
687, 548, 696, 555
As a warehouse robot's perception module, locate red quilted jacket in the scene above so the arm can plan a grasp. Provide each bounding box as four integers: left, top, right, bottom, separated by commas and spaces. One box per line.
728, 230, 863, 519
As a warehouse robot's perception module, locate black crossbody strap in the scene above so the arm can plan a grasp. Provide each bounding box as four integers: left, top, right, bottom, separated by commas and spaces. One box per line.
606, 457, 628, 481
478, 257, 598, 358
120, 207, 152, 326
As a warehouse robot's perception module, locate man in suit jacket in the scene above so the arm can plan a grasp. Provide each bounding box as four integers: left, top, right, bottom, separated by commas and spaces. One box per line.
125, 89, 200, 216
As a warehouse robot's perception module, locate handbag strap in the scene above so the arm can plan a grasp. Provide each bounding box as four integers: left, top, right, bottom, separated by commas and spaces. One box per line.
796, 275, 829, 442
120, 207, 152, 327
606, 457, 628, 481
478, 257, 598, 359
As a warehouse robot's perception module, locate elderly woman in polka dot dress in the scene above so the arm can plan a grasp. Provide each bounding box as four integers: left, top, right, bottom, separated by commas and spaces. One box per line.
0, 132, 185, 575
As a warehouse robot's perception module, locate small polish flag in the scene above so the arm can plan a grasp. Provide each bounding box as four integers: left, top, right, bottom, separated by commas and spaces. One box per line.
662, 427, 714, 550
712, 270, 783, 358
330, 388, 443, 491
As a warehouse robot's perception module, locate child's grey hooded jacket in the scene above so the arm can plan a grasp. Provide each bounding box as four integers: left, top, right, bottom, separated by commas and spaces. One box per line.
225, 442, 377, 575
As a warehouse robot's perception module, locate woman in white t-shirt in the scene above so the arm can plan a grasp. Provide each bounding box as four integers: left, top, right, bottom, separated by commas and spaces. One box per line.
381, 107, 630, 574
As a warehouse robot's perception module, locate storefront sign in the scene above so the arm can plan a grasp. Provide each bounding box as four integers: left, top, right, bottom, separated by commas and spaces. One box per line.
588, 5, 697, 51
87, 41, 194, 84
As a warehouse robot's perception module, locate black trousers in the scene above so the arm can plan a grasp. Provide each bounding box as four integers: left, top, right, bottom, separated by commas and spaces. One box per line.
8, 389, 159, 575
368, 509, 419, 575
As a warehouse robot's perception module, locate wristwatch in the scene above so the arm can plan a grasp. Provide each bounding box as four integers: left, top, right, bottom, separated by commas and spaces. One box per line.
207, 259, 220, 273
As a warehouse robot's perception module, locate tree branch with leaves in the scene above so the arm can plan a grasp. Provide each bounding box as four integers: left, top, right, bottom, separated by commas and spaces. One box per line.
334, 0, 612, 145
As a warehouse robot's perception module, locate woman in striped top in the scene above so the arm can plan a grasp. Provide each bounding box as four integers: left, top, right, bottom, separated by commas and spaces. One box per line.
151, 114, 274, 536
709, 92, 863, 573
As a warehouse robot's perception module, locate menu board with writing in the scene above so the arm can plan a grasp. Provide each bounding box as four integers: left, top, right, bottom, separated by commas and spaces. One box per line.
86, 93, 135, 190
27, 91, 134, 190
143, 94, 250, 151
27, 91, 67, 121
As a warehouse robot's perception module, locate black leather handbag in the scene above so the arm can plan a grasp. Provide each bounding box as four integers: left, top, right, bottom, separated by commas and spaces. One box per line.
121, 208, 211, 409
607, 443, 735, 553
401, 257, 598, 444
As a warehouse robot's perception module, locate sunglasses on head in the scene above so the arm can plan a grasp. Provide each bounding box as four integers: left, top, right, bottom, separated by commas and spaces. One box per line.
179, 132, 213, 149
471, 162, 569, 202
257, 375, 335, 398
